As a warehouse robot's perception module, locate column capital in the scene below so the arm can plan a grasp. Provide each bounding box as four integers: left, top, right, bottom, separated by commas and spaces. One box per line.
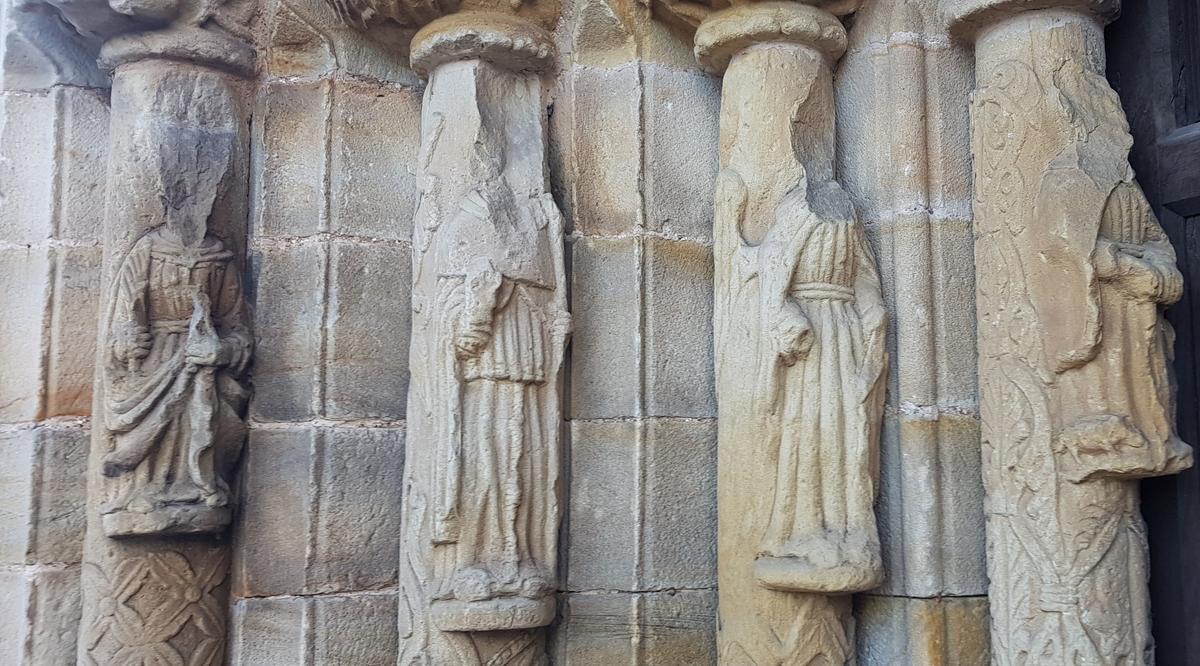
410, 11, 555, 77
947, 0, 1119, 39
694, 2, 846, 73
97, 0, 256, 75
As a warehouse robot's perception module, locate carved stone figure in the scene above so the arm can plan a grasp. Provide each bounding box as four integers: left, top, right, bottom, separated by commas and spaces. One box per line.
952, 2, 1194, 662
666, 1, 884, 662
99, 129, 252, 538
744, 180, 887, 594
423, 126, 568, 632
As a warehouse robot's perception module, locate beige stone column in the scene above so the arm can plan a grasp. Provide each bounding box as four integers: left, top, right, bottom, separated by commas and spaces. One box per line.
77, 4, 253, 663
675, 1, 888, 662
395, 12, 568, 664
951, 2, 1193, 663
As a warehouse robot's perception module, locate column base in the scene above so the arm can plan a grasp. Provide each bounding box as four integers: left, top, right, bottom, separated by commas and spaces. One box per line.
431, 595, 556, 632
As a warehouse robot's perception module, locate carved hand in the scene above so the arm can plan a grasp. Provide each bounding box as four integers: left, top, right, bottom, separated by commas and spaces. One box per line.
185, 332, 228, 367
1094, 238, 1179, 303
455, 318, 493, 360
115, 324, 153, 364
770, 304, 815, 367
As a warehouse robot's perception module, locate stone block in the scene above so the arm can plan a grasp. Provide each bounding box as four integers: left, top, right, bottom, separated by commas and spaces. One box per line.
324, 241, 411, 420
0, 566, 81, 665
930, 218, 978, 406
252, 80, 331, 239
230, 592, 398, 665
642, 238, 715, 418
553, 590, 716, 664
44, 246, 101, 417
875, 411, 986, 597
0, 248, 50, 422
0, 426, 87, 566
310, 592, 398, 665
249, 242, 325, 422
234, 426, 404, 598
856, 595, 990, 665
0, 92, 56, 244
329, 82, 421, 241
569, 237, 640, 419
642, 65, 720, 241
565, 64, 642, 237
307, 427, 404, 593
54, 87, 109, 245
641, 419, 717, 589
233, 427, 315, 597
229, 596, 306, 664
566, 420, 638, 591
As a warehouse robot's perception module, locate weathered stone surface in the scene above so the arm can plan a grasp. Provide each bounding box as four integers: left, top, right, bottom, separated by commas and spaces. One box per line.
552, 590, 717, 664
566, 419, 639, 591
962, 5, 1192, 662
230, 592, 400, 665
642, 64, 720, 240
0, 425, 88, 566
328, 82, 422, 240
0, 566, 81, 665
643, 238, 715, 418
563, 63, 643, 237
856, 595, 990, 665
641, 418, 717, 589
253, 81, 331, 240
569, 237, 640, 419
249, 241, 325, 422
234, 426, 404, 597
324, 241, 412, 420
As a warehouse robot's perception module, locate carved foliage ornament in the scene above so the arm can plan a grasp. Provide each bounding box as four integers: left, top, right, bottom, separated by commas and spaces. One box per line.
970, 15, 1191, 663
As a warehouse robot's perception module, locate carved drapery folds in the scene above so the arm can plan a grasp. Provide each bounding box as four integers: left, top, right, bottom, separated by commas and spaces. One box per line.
952, 2, 1193, 663
327, 2, 568, 663
78, 1, 252, 662
653, 0, 887, 662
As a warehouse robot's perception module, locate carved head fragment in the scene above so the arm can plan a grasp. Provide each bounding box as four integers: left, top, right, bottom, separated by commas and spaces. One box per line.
157, 123, 233, 247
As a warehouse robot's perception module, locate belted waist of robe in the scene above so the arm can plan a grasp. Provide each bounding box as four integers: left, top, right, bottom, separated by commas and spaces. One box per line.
790, 282, 855, 302
150, 319, 192, 334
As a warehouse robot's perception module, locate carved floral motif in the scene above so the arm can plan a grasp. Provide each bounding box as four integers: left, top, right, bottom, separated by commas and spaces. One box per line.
968, 10, 1192, 663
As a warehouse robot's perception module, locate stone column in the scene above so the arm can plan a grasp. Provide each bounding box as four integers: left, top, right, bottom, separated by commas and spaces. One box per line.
687, 1, 888, 662
395, 12, 569, 664
951, 2, 1193, 663
77, 4, 253, 663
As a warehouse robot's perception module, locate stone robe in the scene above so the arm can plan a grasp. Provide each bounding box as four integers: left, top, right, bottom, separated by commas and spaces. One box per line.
753, 185, 887, 594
